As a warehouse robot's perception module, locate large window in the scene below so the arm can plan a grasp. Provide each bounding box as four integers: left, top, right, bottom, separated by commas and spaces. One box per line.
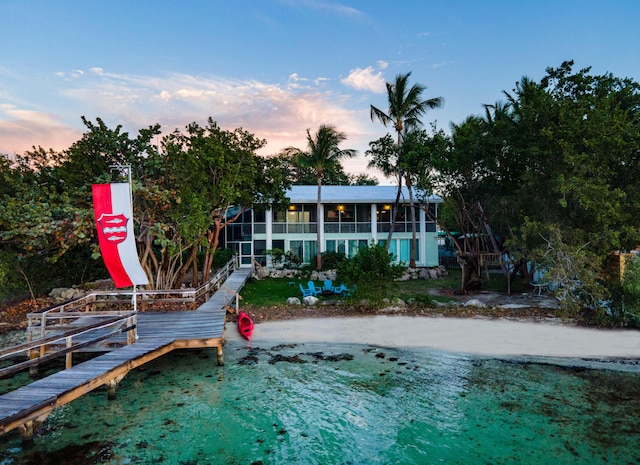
325, 239, 367, 258
272, 204, 317, 234
289, 240, 317, 263
324, 204, 371, 233
379, 239, 419, 263
377, 204, 420, 233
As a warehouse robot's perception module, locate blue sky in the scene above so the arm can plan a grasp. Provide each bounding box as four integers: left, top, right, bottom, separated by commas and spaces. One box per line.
1, 0, 639, 182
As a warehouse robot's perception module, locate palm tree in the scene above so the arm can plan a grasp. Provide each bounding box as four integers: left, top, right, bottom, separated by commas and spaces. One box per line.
288, 125, 356, 270
370, 72, 443, 267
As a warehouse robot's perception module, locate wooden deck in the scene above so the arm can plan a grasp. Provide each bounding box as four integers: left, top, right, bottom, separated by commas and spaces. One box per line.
0, 267, 251, 442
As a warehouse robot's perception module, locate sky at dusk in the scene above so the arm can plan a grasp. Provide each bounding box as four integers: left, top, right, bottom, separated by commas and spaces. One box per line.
1, 0, 639, 182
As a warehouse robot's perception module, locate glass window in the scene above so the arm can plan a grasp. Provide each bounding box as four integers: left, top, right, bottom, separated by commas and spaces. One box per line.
340, 204, 355, 222
388, 240, 397, 260
377, 204, 392, 223
399, 239, 409, 261
324, 204, 340, 222
326, 240, 336, 253
356, 204, 371, 222
289, 240, 317, 263
304, 241, 317, 263
254, 240, 266, 255
272, 240, 284, 251
254, 211, 266, 223
348, 240, 359, 258
290, 240, 303, 261
273, 209, 286, 223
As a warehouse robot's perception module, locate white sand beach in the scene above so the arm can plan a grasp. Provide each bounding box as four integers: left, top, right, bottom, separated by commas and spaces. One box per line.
226, 316, 640, 359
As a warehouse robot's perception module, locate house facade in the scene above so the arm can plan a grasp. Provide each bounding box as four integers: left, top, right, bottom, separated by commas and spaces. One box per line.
222, 185, 442, 268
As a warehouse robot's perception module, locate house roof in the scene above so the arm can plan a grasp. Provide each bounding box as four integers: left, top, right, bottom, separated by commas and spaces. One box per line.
286, 185, 442, 204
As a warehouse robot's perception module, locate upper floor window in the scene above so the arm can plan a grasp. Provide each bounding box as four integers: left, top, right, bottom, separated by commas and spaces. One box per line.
324, 204, 371, 233
272, 204, 317, 234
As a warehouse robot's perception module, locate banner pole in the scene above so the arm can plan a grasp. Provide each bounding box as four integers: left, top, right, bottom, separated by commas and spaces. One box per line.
132, 285, 137, 312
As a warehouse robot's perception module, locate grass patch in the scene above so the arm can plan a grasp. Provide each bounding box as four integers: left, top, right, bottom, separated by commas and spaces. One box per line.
240, 277, 308, 307
240, 268, 532, 309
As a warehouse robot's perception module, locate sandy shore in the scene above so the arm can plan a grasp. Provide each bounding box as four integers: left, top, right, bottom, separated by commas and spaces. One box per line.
225, 316, 640, 359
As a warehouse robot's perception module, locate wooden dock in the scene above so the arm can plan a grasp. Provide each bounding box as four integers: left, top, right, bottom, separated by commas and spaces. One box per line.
0, 267, 252, 443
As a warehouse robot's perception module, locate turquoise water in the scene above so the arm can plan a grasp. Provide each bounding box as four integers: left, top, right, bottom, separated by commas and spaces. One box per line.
1, 341, 640, 464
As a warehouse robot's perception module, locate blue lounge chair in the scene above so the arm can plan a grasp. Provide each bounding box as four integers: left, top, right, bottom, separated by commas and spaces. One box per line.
307, 280, 322, 296
323, 280, 334, 293
333, 283, 355, 297
299, 283, 313, 297
333, 283, 347, 296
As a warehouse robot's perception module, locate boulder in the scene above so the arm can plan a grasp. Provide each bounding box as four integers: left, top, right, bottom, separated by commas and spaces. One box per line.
463, 298, 487, 308
286, 297, 301, 305
302, 296, 319, 306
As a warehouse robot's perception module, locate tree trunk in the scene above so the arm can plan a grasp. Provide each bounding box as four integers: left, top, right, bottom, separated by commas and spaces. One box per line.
385, 171, 402, 252
316, 177, 322, 270
406, 176, 417, 268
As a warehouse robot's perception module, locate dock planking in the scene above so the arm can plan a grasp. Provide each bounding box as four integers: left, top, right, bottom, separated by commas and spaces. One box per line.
0, 268, 251, 441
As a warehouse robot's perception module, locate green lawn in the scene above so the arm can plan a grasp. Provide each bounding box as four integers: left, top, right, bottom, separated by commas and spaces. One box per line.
239, 268, 530, 308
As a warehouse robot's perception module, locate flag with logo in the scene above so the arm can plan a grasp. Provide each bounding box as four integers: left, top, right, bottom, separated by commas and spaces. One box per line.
92, 183, 149, 288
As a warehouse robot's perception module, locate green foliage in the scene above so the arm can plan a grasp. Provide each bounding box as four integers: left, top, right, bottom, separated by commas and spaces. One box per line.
335, 243, 405, 300
299, 251, 347, 271
319, 251, 347, 270
428, 60, 640, 318
212, 248, 235, 270
266, 248, 285, 265
609, 256, 640, 327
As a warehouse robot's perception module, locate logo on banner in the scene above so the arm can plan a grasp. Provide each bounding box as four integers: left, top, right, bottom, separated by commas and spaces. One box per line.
97, 213, 129, 244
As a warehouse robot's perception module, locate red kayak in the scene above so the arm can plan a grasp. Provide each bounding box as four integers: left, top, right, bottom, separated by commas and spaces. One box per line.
237, 311, 254, 340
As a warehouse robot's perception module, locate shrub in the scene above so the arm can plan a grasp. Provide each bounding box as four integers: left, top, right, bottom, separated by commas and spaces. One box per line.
335, 243, 405, 301
212, 248, 235, 269
608, 255, 640, 327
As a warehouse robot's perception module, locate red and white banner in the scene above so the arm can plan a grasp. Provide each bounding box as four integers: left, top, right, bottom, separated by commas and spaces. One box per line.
92, 183, 149, 288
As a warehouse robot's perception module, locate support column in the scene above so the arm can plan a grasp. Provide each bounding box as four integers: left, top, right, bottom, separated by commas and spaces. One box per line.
217, 345, 224, 366
19, 412, 51, 448
28, 349, 39, 378
105, 374, 126, 400
419, 207, 427, 266
65, 336, 73, 369
371, 204, 377, 244
20, 421, 37, 449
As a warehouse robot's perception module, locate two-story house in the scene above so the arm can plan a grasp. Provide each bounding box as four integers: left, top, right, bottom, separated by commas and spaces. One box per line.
222, 185, 442, 268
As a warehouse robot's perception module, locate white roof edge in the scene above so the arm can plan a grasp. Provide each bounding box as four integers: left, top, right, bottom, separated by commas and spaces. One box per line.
285, 185, 443, 204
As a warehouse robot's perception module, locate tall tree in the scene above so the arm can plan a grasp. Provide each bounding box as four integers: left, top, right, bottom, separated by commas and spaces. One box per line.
433, 61, 640, 316
369, 72, 443, 259
286, 125, 356, 270
140, 118, 290, 287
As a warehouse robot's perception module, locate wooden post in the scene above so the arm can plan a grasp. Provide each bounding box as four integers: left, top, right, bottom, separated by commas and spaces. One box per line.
28, 349, 39, 378
20, 420, 36, 449
65, 336, 73, 369
217, 345, 224, 366
106, 374, 126, 400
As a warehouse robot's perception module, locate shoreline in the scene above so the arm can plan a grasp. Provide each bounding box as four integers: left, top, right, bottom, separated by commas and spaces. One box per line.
225, 315, 640, 360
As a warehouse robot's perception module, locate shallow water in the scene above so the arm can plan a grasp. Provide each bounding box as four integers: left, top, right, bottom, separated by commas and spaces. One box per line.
1, 341, 640, 465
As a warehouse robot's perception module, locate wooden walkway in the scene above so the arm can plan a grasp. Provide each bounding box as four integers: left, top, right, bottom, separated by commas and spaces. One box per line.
0, 268, 252, 442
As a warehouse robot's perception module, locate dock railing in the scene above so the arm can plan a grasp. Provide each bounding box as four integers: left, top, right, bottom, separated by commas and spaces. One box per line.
25, 259, 237, 344
1, 312, 137, 378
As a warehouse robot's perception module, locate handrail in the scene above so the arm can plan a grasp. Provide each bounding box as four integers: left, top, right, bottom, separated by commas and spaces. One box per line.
26, 259, 236, 341
3, 315, 134, 359
0, 313, 137, 378
0, 318, 136, 379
